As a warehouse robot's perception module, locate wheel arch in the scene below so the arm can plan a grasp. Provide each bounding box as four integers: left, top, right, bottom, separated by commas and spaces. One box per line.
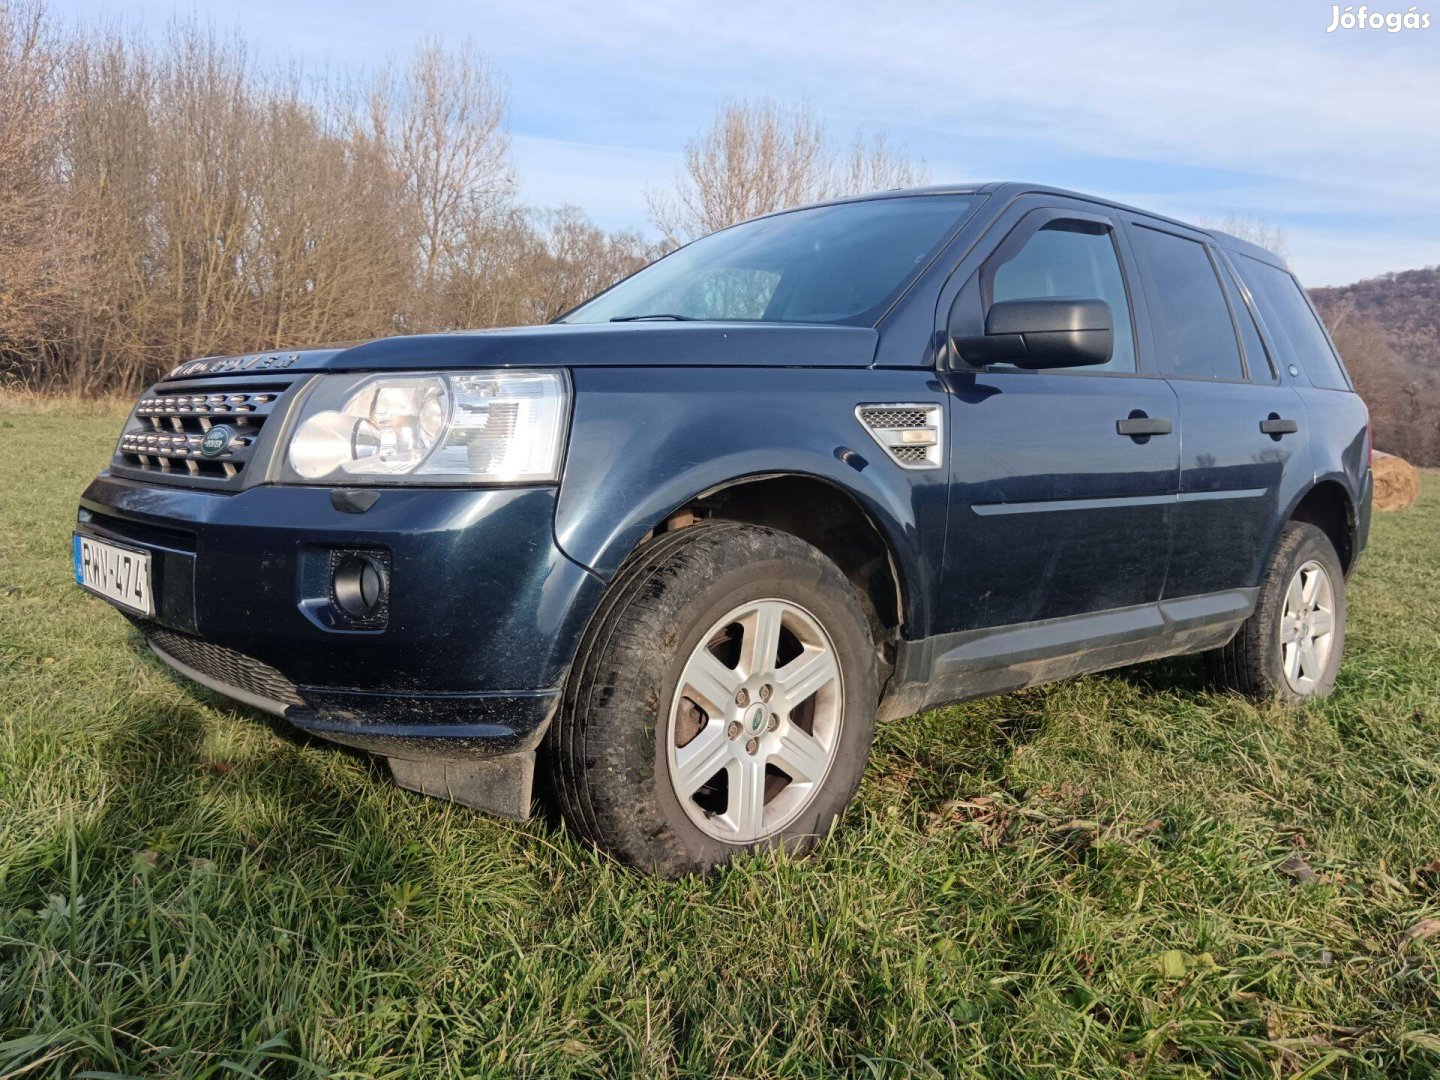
1285, 479, 1358, 574
615, 472, 912, 662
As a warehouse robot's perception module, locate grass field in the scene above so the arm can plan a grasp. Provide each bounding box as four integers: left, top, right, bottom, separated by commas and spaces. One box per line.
2, 399, 1439, 1079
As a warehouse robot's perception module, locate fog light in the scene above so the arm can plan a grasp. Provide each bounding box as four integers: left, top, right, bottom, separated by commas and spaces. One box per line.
330, 552, 389, 625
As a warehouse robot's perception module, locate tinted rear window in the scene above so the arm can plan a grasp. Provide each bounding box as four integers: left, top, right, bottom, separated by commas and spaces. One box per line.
1234, 255, 1351, 390
1131, 226, 1244, 380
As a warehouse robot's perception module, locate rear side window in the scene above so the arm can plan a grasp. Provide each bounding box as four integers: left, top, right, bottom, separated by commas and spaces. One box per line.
1234, 255, 1351, 390
983, 219, 1136, 373
1130, 226, 1244, 380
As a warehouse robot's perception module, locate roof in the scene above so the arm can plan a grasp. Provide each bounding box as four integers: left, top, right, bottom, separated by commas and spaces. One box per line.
782, 181, 1291, 270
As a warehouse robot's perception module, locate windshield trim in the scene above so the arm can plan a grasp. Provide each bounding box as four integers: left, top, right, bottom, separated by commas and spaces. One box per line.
555, 191, 984, 329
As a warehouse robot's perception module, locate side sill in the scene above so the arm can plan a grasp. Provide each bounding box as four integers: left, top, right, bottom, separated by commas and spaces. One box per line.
878, 588, 1257, 721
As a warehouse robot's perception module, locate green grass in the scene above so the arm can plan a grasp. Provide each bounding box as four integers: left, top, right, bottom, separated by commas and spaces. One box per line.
2, 398, 1439, 1079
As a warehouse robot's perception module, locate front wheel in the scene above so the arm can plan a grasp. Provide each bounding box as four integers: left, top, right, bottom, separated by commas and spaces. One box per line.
1207, 521, 1346, 702
548, 523, 879, 875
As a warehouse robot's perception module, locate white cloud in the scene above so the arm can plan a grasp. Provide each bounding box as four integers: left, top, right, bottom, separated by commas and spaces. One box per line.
496, 0, 1437, 189
482, 0, 1440, 281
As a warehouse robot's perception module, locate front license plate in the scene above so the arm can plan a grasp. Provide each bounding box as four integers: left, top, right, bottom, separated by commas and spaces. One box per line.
74, 534, 154, 616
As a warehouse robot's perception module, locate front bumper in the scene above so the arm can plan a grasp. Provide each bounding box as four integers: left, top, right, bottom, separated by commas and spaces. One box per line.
78, 474, 605, 757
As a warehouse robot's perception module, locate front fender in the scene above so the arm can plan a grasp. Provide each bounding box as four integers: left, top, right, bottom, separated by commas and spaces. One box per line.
553, 366, 950, 637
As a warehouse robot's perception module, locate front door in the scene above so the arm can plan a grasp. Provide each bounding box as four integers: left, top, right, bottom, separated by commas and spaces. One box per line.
937, 205, 1181, 634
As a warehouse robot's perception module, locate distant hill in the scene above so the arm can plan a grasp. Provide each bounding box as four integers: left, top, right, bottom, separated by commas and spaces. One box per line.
1310, 267, 1440, 466
1312, 267, 1440, 371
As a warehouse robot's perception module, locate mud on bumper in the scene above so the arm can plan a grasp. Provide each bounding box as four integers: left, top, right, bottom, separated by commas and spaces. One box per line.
139, 621, 560, 758
80, 475, 608, 816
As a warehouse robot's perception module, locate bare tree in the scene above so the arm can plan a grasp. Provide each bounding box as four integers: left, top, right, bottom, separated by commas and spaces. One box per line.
60, 27, 164, 390
439, 206, 546, 330
1202, 213, 1289, 259
649, 100, 828, 246
439, 204, 657, 328
248, 86, 412, 348
528, 205, 658, 321
840, 131, 927, 199
1322, 300, 1440, 465
5, 9, 931, 395
369, 39, 514, 317
38, 16, 422, 391
649, 98, 927, 245
0, 1, 70, 385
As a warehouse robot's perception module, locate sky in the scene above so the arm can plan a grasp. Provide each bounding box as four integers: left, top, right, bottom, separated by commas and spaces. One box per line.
47, 0, 1440, 287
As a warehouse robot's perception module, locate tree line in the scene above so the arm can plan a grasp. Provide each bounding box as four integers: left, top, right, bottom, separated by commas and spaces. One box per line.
1311, 272, 1440, 467
0, 3, 919, 394
0, 5, 651, 392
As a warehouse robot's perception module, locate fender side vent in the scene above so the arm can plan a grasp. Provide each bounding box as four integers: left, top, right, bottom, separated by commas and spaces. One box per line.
855, 403, 943, 470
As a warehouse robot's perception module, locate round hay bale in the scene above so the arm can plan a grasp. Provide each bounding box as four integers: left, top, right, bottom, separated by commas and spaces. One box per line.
1372, 450, 1420, 512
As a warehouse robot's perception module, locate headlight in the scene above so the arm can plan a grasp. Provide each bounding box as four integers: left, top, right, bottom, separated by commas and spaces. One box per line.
283, 370, 569, 485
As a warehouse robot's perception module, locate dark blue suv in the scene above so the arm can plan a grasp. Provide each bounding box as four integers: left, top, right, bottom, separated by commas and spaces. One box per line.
76, 183, 1372, 874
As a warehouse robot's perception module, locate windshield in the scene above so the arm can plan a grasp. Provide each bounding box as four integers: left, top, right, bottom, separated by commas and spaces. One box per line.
560, 194, 979, 327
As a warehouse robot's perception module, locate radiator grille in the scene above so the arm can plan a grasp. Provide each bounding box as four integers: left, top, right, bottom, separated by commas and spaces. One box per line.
143, 624, 305, 708
112, 377, 298, 489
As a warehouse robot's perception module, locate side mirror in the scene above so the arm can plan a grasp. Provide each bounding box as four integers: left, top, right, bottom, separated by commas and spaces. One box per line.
953, 297, 1113, 369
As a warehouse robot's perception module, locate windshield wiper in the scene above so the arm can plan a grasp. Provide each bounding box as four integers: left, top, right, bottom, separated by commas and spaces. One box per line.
609, 313, 699, 322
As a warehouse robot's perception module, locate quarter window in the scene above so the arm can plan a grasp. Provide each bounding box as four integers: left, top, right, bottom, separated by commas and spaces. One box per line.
1234, 255, 1351, 390
983, 219, 1137, 373
1218, 258, 1274, 381
1131, 226, 1245, 380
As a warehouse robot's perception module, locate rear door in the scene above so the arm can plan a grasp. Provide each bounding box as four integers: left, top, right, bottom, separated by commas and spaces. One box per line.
935, 200, 1180, 633
1121, 216, 1309, 599
1229, 252, 1371, 532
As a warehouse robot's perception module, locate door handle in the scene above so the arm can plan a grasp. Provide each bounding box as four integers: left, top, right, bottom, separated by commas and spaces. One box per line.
1116, 416, 1173, 437
1259, 417, 1299, 436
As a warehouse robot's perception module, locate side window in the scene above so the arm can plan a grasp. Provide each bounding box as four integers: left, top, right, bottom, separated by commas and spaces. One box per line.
1234, 255, 1351, 390
981, 219, 1137, 373
1131, 226, 1245, 380
1217, 257, 1275, 382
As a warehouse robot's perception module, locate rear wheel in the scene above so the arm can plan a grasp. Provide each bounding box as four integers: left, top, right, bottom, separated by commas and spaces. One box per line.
548, 523, 878, 875
1207, 521, 1346, 702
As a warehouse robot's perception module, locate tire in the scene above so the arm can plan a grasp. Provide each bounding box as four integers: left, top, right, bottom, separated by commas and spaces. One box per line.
548, 522, 879, 875
1206, 521, 1346, 702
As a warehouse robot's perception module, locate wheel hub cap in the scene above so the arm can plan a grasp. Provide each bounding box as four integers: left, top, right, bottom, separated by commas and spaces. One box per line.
1279, 559, 1336, 695
666, 598, 844, 844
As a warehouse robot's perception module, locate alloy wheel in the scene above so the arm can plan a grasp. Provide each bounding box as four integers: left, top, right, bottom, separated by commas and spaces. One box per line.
1279, 558, 1337, 695
666, 598, 844, 843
